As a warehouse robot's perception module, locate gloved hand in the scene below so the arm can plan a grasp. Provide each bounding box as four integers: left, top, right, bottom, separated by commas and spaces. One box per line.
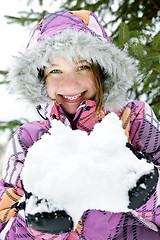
12, 181, 73, 234
26, 207, 73, 234
126, 142, 159, 210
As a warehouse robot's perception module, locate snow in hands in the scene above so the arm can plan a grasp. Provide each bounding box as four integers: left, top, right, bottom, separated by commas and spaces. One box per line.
21, 113, 154, 226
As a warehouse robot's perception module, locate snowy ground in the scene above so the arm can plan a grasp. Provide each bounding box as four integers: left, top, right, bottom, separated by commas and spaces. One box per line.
22, 113, 154, 226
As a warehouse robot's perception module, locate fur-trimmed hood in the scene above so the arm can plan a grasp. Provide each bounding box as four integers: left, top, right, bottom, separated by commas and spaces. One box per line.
8, 10, 136, 111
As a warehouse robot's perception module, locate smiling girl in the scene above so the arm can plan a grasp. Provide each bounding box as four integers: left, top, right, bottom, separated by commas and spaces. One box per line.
0, 10, 160, 240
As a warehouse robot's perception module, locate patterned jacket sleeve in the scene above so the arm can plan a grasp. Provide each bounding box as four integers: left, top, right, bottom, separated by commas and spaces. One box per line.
127, 100, 160, 230
0, 122, 69, 240
128, 101, 160, 165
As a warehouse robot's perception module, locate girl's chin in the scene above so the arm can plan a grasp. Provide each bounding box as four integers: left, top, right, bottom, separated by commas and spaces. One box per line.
60, 102, 81, 114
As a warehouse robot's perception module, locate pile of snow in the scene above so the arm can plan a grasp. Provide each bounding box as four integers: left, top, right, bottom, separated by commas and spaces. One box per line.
21, 113, 154, 225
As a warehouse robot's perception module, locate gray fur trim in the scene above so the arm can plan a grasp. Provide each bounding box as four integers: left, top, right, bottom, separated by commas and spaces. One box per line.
8, 30, 136, 111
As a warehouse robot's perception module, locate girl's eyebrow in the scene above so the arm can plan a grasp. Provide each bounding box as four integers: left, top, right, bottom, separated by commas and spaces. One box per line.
76, 60, 90, 65
50, 64, 61, 67
48, 60, 90, 69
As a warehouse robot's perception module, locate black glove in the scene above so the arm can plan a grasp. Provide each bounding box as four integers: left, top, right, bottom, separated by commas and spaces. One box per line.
26, 208, 73, 234
12, 181, 73, 234
126, 142, 159, 210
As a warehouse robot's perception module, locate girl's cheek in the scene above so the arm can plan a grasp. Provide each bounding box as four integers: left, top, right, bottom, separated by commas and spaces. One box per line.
45, 81, 56, 96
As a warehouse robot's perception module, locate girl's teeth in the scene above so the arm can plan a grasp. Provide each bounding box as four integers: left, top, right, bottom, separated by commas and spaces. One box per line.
63, 93, 83, 100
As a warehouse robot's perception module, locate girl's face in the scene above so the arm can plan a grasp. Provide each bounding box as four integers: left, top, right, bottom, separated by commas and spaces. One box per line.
45, 56, 96, 114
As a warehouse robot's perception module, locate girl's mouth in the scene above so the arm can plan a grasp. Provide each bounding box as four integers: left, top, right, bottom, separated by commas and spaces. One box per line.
59, 91, 86, 103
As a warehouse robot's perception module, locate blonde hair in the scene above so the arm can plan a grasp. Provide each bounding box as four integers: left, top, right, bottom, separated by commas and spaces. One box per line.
90, 63, 104, 114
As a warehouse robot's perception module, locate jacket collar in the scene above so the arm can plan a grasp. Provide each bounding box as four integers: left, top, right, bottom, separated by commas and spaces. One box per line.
37, 100, 105, 134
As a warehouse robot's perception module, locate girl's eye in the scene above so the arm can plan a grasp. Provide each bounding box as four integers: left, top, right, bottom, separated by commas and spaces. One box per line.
50, 69, 61, 74
78, 65, 90, 71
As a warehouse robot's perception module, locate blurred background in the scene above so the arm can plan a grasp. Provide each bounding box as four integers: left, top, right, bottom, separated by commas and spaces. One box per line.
0, 0, 160, 176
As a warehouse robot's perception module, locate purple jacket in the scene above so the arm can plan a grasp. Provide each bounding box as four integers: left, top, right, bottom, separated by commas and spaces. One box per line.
2, 10, 160, 240
0, 99, 160, 240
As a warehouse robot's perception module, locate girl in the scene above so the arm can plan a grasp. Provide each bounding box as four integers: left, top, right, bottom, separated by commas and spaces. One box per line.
0, 10, 160, 240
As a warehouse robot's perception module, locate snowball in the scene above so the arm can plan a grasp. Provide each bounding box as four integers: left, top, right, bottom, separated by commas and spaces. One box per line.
21, 113, 154, 225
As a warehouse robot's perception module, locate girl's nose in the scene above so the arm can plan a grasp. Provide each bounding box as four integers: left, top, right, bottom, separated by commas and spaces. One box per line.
60, 74, 80, 91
